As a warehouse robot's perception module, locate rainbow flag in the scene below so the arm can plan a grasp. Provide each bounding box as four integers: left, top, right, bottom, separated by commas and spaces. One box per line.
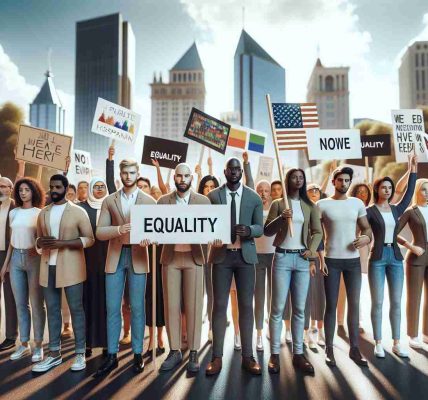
248, 132, 266, 153
228, 127, 247, 149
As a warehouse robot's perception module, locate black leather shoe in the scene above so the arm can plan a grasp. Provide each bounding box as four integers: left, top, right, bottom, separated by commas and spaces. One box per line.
325, 346, 336, 367
94, 354, 118, 378
187, 350, 200, 372
292, 354, 314, 375
102, 348, 108, 357
0, 338, 15, 351
268, 354, 280, 374
133, 353, 144, 373
349, 347, 368, 367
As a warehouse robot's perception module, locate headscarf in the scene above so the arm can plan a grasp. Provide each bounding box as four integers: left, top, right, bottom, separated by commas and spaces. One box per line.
87, 177, 109, 222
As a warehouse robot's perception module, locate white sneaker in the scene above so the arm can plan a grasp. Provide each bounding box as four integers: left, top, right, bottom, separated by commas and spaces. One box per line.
409, 336, 422, 349
374, 343, 385, 358
31, 347, 44, 363
392, 343, 409, 358
308, 329, 317, 349
32, 355, 62, 372
317, 329, 326, 346
256, 335, 263, 352
285, 329, 292, 344
70, 353, 86, 371
10, 345, 31, 360
423, 334, 428, 344
234, 334, 241, 350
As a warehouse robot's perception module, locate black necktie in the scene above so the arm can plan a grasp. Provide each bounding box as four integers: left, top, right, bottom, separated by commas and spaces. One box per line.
230, 192, 237, 244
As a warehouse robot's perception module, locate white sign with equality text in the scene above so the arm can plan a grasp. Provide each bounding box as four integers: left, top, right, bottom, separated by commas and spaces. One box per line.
130, 205, 231, 244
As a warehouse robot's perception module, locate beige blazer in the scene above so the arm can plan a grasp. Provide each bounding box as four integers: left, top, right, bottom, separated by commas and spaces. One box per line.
37, 201, 95, 288
96, 189, 156, 274
157, 190, 211, 266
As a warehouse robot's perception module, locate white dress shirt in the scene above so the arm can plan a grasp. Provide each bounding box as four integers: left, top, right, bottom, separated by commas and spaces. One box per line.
0, 198, 11, 251
174, 191, 192, 252
226, 184, 243, 249
120, 188, 139, 222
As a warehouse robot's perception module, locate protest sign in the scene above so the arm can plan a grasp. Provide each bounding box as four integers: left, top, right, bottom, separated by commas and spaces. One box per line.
142, 136, 188, 169
360, 134, 391, 157
228, 126, 247, 150
130, 205, 231, 244
391, 109, 428, 163
184, 108, 231, 154
256, 156, 274, 183
15, 125, 72, 170
69, 150, 92, 182
307, 129, 362, 161
91, 98, 141, 144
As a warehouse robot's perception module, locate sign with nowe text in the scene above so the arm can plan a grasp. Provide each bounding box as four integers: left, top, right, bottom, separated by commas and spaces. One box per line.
91, 98, 141, 144
130, 205, 231, 244
141, 136, 188, 169
391, 109, 428, 163
15, 125, 72, 170
307, 129, 362, 161
360, 134, 391, 157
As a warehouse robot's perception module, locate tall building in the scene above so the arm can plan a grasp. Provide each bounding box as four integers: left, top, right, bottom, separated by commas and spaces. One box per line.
30, 69, 65, 133
234, 29, 285, 133
150, 42, 205, 142
306, 58, 350, 129
74, 13, 135, 168
399, 41, 428, 108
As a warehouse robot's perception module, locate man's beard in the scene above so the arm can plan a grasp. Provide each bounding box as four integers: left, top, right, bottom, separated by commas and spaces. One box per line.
0, 194, 9, 202
336, 187, 348, 194
175, 182, 191, 193
51, 191, 66, 203
121, 178, 137, 188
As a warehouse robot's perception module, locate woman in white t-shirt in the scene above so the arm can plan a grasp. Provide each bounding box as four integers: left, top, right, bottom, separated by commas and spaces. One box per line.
0, 178, 46, 363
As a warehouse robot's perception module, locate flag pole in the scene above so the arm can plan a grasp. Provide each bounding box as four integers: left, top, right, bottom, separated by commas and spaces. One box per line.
152, 244, 157, 370
364, 156, 370, 183
266, 94, 293, 236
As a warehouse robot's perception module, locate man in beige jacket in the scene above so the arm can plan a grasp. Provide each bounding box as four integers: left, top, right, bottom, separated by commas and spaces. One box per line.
32, 174, 94, 373
157, 163, 210, 373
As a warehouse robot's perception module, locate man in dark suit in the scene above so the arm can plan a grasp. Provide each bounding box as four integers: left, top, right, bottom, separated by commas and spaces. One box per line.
0, 176, 18, 351
206, 158, 263, 376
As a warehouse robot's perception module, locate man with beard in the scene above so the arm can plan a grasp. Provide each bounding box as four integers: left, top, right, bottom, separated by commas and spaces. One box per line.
32, 174, 94, 372
95, 159, 155, 377
156, 163, 210, 372
206, 158, 263, 376
0, 177, 18, 352
317, 167, 372, 368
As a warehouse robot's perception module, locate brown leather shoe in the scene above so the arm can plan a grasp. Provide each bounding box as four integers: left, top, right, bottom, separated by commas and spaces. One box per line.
242, 356, 262, 375
206, 357, 222, 376
268, 354, 280, 374
292, 354, 314, 375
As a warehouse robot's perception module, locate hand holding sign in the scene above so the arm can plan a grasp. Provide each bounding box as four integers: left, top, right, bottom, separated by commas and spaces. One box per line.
119, 223, 132, 235
409, 154, 418, 172
209, 239, 223, 248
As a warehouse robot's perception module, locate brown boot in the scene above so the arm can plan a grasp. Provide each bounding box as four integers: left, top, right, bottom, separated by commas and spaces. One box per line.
268, 354, 280, 374
292, 354, 314, 375
242, 356, 262, 375
206, 357, 222, 376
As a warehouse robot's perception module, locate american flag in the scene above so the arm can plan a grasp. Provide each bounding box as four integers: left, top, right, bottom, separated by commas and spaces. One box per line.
271, 103, 319, 150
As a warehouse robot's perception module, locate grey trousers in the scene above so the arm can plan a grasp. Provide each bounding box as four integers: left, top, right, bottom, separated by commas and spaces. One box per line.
254, 253, 274, 329
0, 250, 18, 341
204, 263, 213, 327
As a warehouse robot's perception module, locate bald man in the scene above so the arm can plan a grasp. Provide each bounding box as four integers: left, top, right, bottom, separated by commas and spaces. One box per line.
157, 163, 210, 373
0, 177, 18, 351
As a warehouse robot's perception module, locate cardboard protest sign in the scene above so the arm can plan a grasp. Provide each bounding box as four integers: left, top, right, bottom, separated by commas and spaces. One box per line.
360, 134, 391, 157
130, 205, 231, 244
391, 109, 428, 163
307, 129, 362, 161
15, 125, 72, 170
91, 98, 141, 144
256, 156, 274, 183
142, 136, 188, 169
184, 108, 231, 154
69, 150, 92, 182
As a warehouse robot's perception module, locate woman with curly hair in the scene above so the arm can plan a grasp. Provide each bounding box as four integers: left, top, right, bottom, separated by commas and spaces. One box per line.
0, 178, 46, 363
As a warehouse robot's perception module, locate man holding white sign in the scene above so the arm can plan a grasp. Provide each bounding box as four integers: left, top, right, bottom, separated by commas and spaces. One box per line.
157, 163, 210, 373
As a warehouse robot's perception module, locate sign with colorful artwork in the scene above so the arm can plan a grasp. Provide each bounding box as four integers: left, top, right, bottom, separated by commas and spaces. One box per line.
91, 98, 141, 144
227, 124, 267, 153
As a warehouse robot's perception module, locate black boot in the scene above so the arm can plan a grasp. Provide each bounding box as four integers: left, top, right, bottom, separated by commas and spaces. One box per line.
133, 353, 144, 373
349, 347, 368, 367
94, 353, 118, 378
325, 346, 336, 367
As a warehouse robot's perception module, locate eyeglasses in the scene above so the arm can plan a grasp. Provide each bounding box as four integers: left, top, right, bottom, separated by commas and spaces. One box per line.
94, 185, 106, 190
308, 188, 320, 193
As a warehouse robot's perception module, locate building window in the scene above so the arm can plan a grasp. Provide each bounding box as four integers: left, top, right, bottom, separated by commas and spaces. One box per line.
422, 70, 426, 90
416, 53, 419, 67
319, 76, 322, 91
173, 74, 176, 82
198, 72, 202, 82
188, 72, 191, 81
416, 70, 420, 90
325, 76, 334, 91
341, 75, 345, 90
178, 74, 181, 82
193, 73, 196, 81
422, 53, 425, 67
183, 73, 187, 82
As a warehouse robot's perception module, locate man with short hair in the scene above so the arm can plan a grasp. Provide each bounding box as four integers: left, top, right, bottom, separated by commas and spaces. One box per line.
317, 167, 372, 367
0, 177, 18, 351
77, 181, 89, 202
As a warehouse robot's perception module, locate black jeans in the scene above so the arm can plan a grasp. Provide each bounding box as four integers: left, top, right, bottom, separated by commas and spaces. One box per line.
324, 257, 361, 348
212, 250, 255, 357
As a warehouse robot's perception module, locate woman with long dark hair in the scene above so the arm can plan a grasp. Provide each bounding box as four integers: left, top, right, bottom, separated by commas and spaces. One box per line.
265, 168, 322, 374
1, 178, 46, 362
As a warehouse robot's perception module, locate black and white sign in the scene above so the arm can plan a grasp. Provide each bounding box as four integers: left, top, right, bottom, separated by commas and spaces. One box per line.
360, 134, 391, 157
141, 136, 188, 169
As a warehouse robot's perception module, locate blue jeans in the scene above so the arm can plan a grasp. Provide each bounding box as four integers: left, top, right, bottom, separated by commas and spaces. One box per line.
269, 252, 310, 354
105, 247, 147, 354
9, 249, 45, 343
368, 247, 404, 340
43, 265, 85, 353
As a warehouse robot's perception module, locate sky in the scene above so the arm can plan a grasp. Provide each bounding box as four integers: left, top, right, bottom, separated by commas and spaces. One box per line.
1, 0, 428, 156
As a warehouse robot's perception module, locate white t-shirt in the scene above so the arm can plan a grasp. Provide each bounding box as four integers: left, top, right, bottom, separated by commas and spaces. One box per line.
380, 210, 395, 244
9, 207, 40, 249
256, 209, 275, 254
418, 206, 428, 228
49, 203, 68, 265
279, 199, 305, 250
317, 197, 366, 259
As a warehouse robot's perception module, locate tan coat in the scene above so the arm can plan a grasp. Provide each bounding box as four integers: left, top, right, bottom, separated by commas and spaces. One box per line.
157, 190, 211, 266
37, 201, 95, 288
96, 189, 156, 274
